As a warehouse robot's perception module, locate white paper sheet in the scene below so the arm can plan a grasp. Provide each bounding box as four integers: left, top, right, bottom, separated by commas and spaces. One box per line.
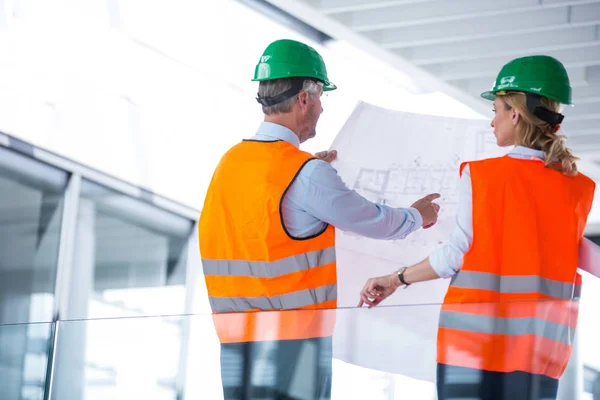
329, 101, 506, 381
579, 237, 600, 278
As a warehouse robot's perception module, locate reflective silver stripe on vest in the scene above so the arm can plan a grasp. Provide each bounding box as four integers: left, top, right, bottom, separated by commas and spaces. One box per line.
209, 283, 337, 313
439, 310, 575, 345
450, 271, 581, 300
202, 246, 336, 278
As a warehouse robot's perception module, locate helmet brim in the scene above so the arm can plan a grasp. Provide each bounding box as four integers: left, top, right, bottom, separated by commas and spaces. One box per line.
480, 91, 496, 101
323, 81, 337, 91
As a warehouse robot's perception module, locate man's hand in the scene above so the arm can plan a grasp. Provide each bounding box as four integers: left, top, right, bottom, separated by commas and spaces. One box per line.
411, 193, 441, 229
315, 150, 337, 163
358, 273, 399, 308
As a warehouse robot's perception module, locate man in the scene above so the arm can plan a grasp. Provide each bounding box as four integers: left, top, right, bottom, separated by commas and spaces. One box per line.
199, 38, 440, 400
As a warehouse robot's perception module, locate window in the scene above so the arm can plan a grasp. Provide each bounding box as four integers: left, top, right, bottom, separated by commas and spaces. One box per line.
50, 179, 193, 400
0, 146, 67, 400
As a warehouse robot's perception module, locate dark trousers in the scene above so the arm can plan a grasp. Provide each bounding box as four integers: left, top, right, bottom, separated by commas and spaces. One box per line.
437, 363, 559, 400
220, 336, 332, 400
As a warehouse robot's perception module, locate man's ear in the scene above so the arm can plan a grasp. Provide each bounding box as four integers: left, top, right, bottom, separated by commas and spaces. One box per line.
297, 91, 309, 108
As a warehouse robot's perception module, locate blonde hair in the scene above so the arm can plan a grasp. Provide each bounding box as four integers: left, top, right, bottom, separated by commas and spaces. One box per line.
500, 93, 578, 175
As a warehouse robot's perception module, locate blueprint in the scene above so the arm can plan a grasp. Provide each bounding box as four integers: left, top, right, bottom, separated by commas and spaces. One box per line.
330, 101, 507, 382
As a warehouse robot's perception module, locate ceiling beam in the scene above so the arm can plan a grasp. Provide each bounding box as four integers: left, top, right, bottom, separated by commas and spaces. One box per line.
331, 0, 599, 32
575, 83, 600, 103
564, 118, 600, 133
402, 26, 597, 65
428, 45, 600, 81
237, 0, 332, 43
577, 158, 600, 182
576, 95, 600, 104
303, 0, 436, 14
369, 7, 576, 48
572, 148, 600, 159
565, 133, 600, 152
564, 100, 600, 120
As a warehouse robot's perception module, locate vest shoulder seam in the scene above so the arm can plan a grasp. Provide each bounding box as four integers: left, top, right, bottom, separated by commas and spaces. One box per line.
279, 158, 330, 241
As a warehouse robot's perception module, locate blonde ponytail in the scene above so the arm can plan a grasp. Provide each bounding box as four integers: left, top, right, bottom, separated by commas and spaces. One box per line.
501, 93, 578, 176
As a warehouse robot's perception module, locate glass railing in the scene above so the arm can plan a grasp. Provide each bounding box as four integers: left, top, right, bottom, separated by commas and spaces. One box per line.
0, 321, 53, 400
2, 300, 599, 400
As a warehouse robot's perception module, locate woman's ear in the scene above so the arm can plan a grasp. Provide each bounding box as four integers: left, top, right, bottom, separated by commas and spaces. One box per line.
511, 108, 520, 126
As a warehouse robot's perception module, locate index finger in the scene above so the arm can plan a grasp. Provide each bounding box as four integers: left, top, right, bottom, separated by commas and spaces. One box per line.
424, 193, 441, 201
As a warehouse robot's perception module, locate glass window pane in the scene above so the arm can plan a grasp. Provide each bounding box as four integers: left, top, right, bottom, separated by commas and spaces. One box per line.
0, 146, 67, 400
53, 316, 185, 400
51, 179, 193, 400
0, 322, 55, 400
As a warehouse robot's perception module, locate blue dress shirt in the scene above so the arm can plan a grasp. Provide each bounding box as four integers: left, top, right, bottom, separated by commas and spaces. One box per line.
250, 122, 423, 240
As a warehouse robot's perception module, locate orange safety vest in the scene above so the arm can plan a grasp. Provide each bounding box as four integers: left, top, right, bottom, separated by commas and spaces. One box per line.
199, 139, 337, 344
437, 155, 595, 379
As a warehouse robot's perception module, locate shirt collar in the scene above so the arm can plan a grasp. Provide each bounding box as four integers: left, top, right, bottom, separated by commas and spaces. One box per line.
255, 122, 300, 148
509, 145, 545, 160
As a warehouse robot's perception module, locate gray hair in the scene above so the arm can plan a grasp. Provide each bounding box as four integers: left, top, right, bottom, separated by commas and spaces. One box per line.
258, 78, 320, 115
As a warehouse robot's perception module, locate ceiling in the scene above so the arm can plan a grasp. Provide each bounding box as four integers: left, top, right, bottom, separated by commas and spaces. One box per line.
264, 0, 600, 158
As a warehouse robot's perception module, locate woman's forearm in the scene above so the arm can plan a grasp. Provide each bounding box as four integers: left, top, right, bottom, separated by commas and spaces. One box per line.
402, 257, 441, 284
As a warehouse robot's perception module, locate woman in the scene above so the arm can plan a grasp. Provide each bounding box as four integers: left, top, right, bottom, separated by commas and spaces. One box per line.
358, 55, 595, 400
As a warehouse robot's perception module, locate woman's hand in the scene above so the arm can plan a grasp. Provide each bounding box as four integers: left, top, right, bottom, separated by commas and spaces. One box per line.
357, 259, 439, 308
358, 272, 400, 307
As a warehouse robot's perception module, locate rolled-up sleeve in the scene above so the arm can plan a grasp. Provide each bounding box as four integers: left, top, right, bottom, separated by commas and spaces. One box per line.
429, 165, 473, 278
296, 160, 423, 240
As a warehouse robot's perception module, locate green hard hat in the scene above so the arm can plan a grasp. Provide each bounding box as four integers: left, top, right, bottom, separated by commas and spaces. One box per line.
252, 39, 337, 91
481, 55, 572, 105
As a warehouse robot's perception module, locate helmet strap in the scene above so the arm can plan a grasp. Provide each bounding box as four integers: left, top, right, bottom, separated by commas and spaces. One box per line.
256, 77, 309, 107
525, 93, 564, 128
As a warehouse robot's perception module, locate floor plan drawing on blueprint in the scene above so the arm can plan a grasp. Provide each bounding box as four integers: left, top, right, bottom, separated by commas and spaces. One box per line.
329, 102, 500, 265
329, 101, 507, 381
353, 160, 461, 206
